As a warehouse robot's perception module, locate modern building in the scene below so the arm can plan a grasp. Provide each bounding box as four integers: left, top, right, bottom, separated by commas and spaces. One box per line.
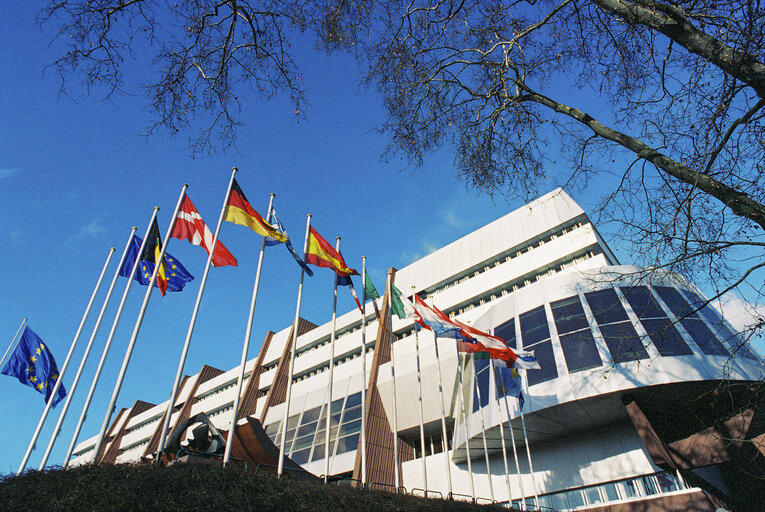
72, 189, 765, 511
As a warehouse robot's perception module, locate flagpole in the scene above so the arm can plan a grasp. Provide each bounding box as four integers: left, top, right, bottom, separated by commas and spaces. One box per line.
16, 246, 115, 475
454, 349, 476, 501
154, 171, 238, 463
222, 188, 273, 467
278, 214, 312, 478
62, 225, 151, 468
519, 372, 539, 509
411, 287, 429, 496
471, 355, 495, 502
1, 317, 26, 370
488, 361, 514, 506
427, 300, 453, 499
321, 237, 342, 482
387, 271, 401, 491
39, 229, 137, 470
92, 185, 187, 463
502, 392, 526, 509
360, 257, 368, 487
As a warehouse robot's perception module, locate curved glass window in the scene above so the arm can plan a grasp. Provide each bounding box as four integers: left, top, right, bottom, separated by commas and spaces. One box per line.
495, 318, 516, 348
551, 296, 602, 373
585, 289, 649, 363
654, 286, 729, 356
621, 286, 693, 356
683, 289, 758, 360
520, 306, 558, 385
473, 355, 491, 412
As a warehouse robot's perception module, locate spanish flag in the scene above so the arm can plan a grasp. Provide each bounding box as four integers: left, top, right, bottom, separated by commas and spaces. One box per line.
141, 217, 169, 296
304, 226, 359, 276
224, 179, 287, 242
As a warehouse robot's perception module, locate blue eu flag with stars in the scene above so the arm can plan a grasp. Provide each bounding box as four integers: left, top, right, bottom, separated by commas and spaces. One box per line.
119, 234, 194, 293
2, 326, 67, 407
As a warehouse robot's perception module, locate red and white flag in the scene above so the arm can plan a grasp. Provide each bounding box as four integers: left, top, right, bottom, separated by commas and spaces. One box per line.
171, 194, 238, 267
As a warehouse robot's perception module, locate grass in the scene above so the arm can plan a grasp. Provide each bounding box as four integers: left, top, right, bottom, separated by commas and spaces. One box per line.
0, 463, 511, 512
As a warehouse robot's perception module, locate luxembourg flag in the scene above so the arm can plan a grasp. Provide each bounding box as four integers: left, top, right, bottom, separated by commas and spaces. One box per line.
412, 296, 462, 336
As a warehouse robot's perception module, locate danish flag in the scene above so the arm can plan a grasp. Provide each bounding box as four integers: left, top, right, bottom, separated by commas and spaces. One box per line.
171, 194, 238, 267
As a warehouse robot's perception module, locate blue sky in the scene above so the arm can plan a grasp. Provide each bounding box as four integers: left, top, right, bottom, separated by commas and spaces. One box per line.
0, 3, 537, 474
1, 3, 762, 476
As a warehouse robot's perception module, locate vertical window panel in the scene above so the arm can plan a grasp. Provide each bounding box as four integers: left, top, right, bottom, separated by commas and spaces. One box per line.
599, 322, 649, 362
559, 330, 602, 373
640, 318, 693, 356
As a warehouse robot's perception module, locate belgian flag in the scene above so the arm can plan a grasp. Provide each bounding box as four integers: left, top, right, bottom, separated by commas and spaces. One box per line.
141, 217, 169, 296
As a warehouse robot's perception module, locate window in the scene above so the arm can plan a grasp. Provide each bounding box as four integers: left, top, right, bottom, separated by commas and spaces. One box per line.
473, 356, 491, 412
494, 319, 516, 348
586, 288, 649, 363
683, 289, 759, 360
621, 286, 693, 357
656, 472, 680, 493
551, 296, 602, 373
654, 287, 729, 356
520, 306, 558, 385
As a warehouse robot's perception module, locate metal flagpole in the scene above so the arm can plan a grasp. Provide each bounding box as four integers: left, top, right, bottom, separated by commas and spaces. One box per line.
154, 171, 237, 462
222, 189, 274, 467
454, 348, 476, 501
411, 287, 429, 495
488, 360, 514, 506
360, 257, 368, 486
471, 355, 495, 502
277, 214, 312, 478
427, 300, 453, 499
519, 372, 539, 509
17, 246, 115, 475
386, 271, 401, 491
92, 185, 187, 463
323, 237, 342, 483
40, 229, 137, 469
1, 317, 26, 370
62, 225, 151, 468
501, 392, 525, 510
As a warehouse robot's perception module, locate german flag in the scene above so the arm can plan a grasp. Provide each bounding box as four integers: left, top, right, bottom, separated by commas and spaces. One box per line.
141, 217, 169, 296
304, 226, 358, 276
224, 179, 287, 242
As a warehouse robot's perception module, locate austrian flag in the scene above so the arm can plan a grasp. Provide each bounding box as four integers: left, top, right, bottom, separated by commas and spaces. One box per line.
171, 195, 238, 267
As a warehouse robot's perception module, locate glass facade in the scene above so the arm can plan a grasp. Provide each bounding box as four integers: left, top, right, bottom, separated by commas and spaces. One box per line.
585, 288, 649, 363
620, 286, 693, 357
520, 306, 558, 385
551, 296, 602, 373
264, 391, 363, 465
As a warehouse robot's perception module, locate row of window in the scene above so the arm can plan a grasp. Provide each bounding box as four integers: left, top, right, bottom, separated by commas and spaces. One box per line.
493, 285, 752, 387
517, 471, 683, 511
261, 218, 592, 372
424, 218, 587, 298
264, 392, 364, 466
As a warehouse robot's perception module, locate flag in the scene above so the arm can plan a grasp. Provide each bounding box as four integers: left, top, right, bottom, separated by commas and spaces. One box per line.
143, 217, 169, 295
411, 296, 540, 369
265, 208, 313, 276
171, 194, 238, 267
224, 179, 287, 242
412, 295, 463, 337
493, 362, 524, 410
1, 326, 66, 407
364, 273, 383, 325
304, 226, 359, 276
389, 282, 408, 320
120, 233, 194, 294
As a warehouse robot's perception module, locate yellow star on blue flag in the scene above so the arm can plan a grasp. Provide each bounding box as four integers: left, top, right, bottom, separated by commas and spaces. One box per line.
2, 326, 66, 407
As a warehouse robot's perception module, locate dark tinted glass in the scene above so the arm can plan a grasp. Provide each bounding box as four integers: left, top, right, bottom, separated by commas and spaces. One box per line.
585, 288, 629, 325
654, 286, 698, 318
559, 330, 602, 372
526, 340, 558, 385
495, 318, 517, 348
681, 319, 729, 355
599, 322, 649, 362
520, 306, 550, 346
473, 356, 491, 411
620, 286, 666, 318
551, 296, 590, 334
641, 318, 693, 356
